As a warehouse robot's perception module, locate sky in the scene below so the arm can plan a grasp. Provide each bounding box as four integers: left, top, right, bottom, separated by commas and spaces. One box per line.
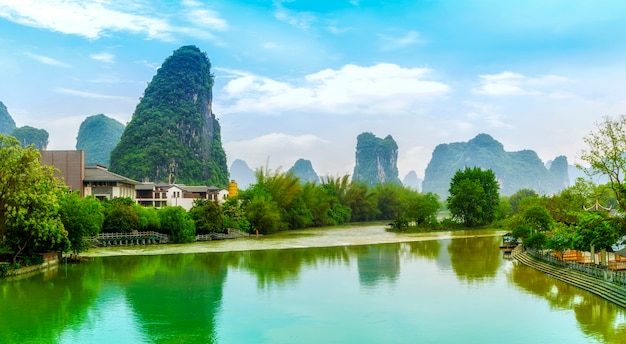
2, 0, 626, 180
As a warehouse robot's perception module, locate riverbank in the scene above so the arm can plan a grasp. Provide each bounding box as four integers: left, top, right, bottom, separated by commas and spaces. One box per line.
82, 224, 508, 257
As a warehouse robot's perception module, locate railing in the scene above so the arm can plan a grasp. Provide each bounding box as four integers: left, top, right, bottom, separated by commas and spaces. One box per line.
96, 231, 170, 240
526, 248, 626, 287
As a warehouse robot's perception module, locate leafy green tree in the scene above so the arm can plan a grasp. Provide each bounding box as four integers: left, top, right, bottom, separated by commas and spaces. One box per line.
400, 189, 440, 226
158, 206, 196, 243
524, 232, 547, 250
546, 223, 575, 256
103, 197, 139, 233
508, 188, 538, 214
374, 182, 403, 220
245, 194, 282, 234
344, 181, 379, 222
579, 115, 626, 213
0, 135, 69, 263
189, 199, 224, 234
447, 167, 500, 227
222, 197, 250, 232
59, 192, 104, 255
133, 205, 161, 231
573, 212, 624, 252
519, 205, 554, 233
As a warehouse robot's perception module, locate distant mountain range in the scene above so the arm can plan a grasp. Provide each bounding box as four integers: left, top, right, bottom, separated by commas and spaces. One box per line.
76, 114, 125, 167
422, 133, 569, 197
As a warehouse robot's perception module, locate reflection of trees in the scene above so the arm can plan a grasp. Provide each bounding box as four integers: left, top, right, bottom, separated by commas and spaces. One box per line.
0, 261, 104, 343
110, 254, 228, 344
448, 236, 501, 283
231, 246, 351, 288
353, 244, 400, 288
405, 240, 442, 260
508, 262, 626, 343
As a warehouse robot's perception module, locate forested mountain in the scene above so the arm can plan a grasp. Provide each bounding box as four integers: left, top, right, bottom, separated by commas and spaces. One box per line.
352, 132, 401, 186
422, 133, 569, 198
11, 126, 48, 150
109, 45, 229, 186
0, 101, 16, 135
230, 159, 255, 190
76, 114, 125, 166
288, 158, 320, 183
402, 170, 422, 191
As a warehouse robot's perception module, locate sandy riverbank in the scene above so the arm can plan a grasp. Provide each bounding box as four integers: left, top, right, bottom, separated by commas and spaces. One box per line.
82, 224, 508, 257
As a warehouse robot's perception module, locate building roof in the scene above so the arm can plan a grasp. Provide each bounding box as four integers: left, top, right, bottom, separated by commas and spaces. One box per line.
84, 165, 142, 185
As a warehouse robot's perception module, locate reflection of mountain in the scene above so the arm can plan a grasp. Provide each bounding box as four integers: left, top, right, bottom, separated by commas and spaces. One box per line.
508, 262, 626, 343
447, 236, 501, 283
109, 254, 227, 343
0, 261, 104, 343
353, 244, 400, 288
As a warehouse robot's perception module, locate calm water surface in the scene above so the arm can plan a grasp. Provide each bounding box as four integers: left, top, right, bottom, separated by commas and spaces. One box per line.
2, 232, 626, 343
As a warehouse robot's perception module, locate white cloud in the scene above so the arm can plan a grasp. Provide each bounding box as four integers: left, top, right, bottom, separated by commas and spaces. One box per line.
473, 71, 570, 96
379, 30, 425, 50
273, 2, 316, 29
0, 0, 227, 41
217, 63, 450, 116
23, 52, 70, 67
54, 88, 134, 101
90, 52, 115, 63
182, 0, 228, 30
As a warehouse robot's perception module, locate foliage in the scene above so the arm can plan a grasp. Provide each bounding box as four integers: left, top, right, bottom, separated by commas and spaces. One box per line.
103, 197, 139, 233
133, 205, 161, 231
352, 132, 401, 186
110, 45, 229, 187
158, 206, 196, 243
11, 126, 49, 150
508, 188, 538, 214
76, 114, 125, 166
447, 167, 500, 227
524, 232, 547, 250
572, 212, 624, 251
511, 224, 531, 241
245, 194, 282, 235
59, 192, 104, 255
579, 115, 626, 213
189, 199, 224, 234
0, 135, 69, 263
546, 223, 575, 254
344, 181, 379, 222
519, 205, 553, 232
0, 101, 16, 135
222, 197, 250, 232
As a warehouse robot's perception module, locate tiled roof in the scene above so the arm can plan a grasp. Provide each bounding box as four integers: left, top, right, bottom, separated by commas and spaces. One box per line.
84, 166, 141, 185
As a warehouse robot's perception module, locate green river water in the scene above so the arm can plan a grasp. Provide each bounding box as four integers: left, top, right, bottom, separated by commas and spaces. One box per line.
1, 226, 626, 343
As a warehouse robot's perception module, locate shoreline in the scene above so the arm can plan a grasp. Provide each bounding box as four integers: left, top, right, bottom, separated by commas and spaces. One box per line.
82, 225, 508, 257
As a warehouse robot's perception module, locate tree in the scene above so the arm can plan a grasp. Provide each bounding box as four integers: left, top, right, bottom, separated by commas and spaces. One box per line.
189, 199, 223, 234
158, 206, 196, 243
59, 192, 104, 255
579, 115, 626, 213
0, 135, 69, 263
103, 197, 140, 233
447, 167, 500, 227
519, 205, 553, 233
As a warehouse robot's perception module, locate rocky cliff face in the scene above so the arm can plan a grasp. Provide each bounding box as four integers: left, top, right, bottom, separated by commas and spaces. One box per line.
422, 133, 568, 197
288, 158, 320, 184
76, 114, 125, 167
110, 45, 228, 186
352, 132, 401, 186
0, 101, 16, 135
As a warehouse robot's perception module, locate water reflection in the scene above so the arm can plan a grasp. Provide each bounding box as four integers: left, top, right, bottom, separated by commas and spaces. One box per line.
3, 235, 626, 343
448, 235, 501, 283
508, 262, 626, 343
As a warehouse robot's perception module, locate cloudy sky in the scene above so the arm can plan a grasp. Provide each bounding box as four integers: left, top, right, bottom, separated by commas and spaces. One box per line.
1, 0, 626, 179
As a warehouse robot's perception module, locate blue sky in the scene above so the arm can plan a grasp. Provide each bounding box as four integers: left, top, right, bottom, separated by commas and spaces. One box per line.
1, 0, 626, 180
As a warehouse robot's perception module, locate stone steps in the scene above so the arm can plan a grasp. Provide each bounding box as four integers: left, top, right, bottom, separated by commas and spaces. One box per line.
513, 247, 626, 309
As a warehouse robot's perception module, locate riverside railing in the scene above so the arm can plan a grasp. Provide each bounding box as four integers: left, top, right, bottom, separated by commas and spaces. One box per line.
526, 248, 626, 287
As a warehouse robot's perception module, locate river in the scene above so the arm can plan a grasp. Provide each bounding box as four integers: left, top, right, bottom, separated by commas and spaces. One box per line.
1, 224, 625, 343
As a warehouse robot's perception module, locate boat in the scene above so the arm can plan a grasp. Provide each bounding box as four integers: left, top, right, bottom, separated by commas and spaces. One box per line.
499, 233, 518, 253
